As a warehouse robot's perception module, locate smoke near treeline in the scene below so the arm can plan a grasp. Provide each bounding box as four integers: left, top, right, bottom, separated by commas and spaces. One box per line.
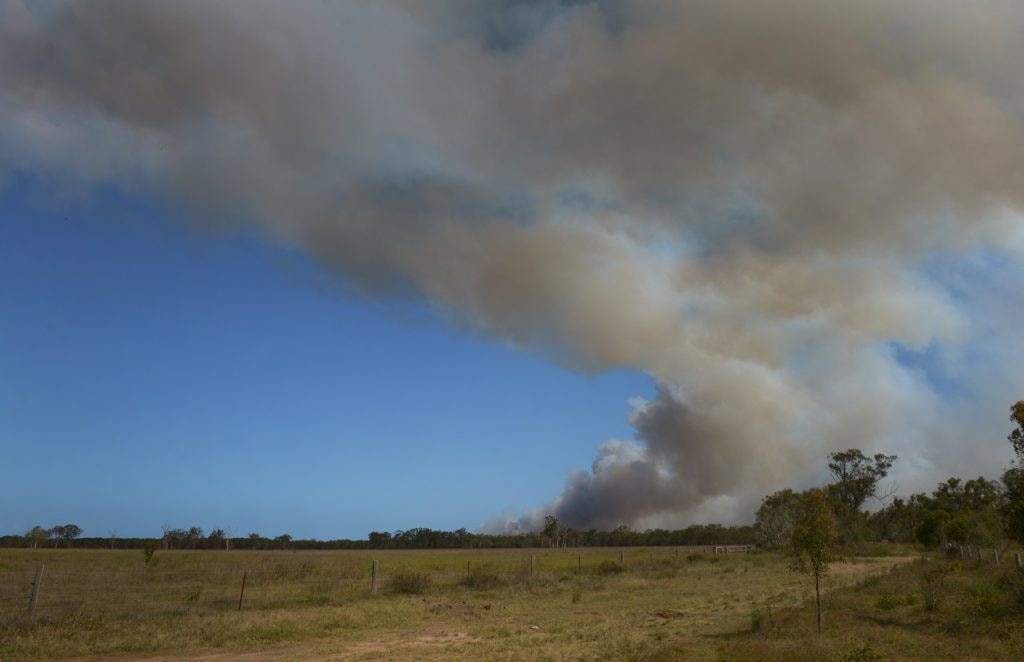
3, 0, 1024, 532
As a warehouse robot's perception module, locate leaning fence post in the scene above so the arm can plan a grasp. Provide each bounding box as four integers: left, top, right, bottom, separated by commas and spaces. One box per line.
237, 571, 247, 611
371, 560, 379, 594
993, 549, 1000, 565
28, 564, 44, 614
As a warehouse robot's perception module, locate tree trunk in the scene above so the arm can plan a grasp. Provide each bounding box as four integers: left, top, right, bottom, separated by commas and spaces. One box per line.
815, 573, 822, 633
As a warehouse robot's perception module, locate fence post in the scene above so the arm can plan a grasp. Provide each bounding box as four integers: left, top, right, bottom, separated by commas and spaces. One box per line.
578, 554, 581, 574
237, 571, 247, 611
530, 554, 537, 578
28, 564, 44, 614
959, 545, 965, 561
993, 549, 1000, 565
371, 560, 379, 594
1015, 552, 1022, 570
619, 550, 624, 565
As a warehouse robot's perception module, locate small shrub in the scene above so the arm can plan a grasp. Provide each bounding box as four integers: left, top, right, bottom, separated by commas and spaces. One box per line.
142, 541, 159, 567
921, 562, 956, 612
842, 644, 884, 662
903, 593, 919, 606
463, 565, 505, 590
995, 570, 1024, 610
391, 570, 431, 595
686, 553, 704, 562
595, 560, 623, 576
874, 594, 903, 610
966, 580, 1011, 618
750, 608, 765, 632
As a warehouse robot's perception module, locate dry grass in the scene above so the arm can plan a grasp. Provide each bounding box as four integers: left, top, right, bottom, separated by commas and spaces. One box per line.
0, 546, 925, 659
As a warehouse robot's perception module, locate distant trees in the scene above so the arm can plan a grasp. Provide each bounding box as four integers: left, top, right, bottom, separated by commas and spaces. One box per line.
909, 477, 1004, 547
827, 449, 897, 510
160, 526, 236, 550
826, 449, 897, 546
24, 526, 49, 548
47, 524, 83, 547
755, 488, 804, 549
208, 529, 226, 550
542, 515, 569, 548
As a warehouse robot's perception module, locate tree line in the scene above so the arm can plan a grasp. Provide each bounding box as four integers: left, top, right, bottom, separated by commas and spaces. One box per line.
1, 522, 756, 551
755, 400, 1024, 551
7, 401, 1023, 553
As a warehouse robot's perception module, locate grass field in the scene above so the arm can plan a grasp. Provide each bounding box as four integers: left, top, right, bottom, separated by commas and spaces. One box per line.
0, 545, 1019, 660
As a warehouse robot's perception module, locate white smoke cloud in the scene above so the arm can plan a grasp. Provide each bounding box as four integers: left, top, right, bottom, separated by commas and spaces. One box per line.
2, 0, 1023, 531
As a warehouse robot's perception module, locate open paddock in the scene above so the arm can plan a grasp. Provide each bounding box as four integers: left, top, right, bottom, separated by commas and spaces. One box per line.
1, 547, 915, 659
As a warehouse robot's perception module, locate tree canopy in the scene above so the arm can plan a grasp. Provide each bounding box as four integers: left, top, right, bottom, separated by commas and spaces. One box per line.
827, 449, 897, 510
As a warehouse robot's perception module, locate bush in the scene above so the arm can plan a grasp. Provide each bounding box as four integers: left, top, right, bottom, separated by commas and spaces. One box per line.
463, 564, 505, 590
391, 570, 431, 594
142, 541, 159, 567
595, 560, 623, 576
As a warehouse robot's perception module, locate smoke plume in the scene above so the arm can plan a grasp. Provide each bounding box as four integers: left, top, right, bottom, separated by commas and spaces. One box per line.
3, 0, 1024, 530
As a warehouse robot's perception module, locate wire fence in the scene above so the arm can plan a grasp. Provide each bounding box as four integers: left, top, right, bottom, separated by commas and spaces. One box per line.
1, 546, 747, 619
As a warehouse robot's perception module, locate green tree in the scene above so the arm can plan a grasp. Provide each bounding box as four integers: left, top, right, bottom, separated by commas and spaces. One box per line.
1003, 401, 1024, 541
791, 489, 841, 634
48, 524, 82, 547
1008, 400, 1024, 457
827, 449, 897, 510
208, 528, 227, 550
869, 495, 924, 543
915, 509, 950, 547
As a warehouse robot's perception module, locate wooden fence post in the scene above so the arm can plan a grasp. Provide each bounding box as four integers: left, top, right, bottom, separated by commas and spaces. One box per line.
1015, 552, 1022, 570
619, 550, 624, 565
371, 560, 379, 594
578, 555, 581, 574
237, 571, 247, 611
28, 564, 44, 614
530, 554, 537, 578
959, 545, 965, 561
993, 549, 1000, 565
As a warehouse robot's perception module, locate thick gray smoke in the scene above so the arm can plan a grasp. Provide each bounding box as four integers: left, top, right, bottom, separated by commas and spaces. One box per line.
3, 0, 1024, 531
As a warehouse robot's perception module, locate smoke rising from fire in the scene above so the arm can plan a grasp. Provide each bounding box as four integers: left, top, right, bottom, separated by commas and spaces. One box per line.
3, 0, 1024, 530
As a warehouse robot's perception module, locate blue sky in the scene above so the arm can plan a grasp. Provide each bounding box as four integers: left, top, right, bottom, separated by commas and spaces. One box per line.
0, 175, 652, 539
3, 1, 1023, 538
